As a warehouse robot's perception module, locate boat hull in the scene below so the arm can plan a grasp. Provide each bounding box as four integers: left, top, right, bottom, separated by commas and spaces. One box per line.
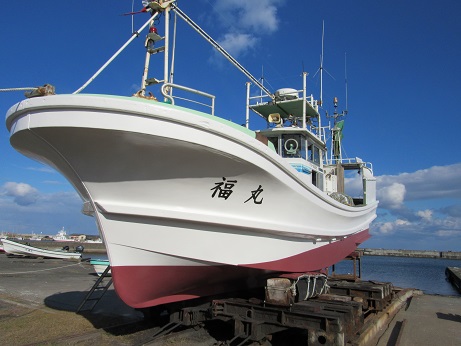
111, 229, 369, 308
6, 94, 377, 307
1, 239, 82, 260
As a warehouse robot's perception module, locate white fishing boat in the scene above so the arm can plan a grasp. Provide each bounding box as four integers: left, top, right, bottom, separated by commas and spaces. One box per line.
1, 239, 82, 260
53, 227, 74, 242
90, 259, 111, 276
5, 1, 377, 308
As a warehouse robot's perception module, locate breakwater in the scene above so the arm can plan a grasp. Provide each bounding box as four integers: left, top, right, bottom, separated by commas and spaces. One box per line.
362, 248, 461, 259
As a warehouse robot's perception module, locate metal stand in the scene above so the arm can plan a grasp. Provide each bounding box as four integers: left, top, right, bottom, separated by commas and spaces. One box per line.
76, 265, 112, 313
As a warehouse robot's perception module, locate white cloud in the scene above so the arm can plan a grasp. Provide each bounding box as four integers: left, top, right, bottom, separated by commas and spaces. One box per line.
206, 0, 285, 59
377, 182, 406, 209
377, 222, 395, 234
0, 183, 96, 235
373, 219, 410, 235
416, 209, 432, 221
1, 182, 39, 206
212, 0, 282, 33
436, 230, 461, 237
377, 163, 461, 201
27, 166, 57, 174
370, 163, 461, 245
218, 33, 258, 57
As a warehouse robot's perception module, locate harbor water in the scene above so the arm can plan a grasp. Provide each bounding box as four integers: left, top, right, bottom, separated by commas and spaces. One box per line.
335, 255, 461, 296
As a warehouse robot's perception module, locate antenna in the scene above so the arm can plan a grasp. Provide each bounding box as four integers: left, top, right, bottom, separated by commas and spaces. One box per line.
344, 52, 348, 114
260, 65, 264, 103
131, 0, 135, 33
320, 20, 324, 106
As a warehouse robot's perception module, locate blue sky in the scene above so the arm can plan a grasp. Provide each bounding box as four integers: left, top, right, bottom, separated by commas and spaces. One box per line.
1, 0, 460, 250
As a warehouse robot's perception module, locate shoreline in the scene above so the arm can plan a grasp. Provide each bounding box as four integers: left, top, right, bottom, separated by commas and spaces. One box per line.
361, 248, 461, 260
3, 239, 461, 260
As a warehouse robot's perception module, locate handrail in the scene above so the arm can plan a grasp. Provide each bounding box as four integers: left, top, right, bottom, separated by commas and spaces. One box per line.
327, 157, 374, 172
161, 83, 215, 115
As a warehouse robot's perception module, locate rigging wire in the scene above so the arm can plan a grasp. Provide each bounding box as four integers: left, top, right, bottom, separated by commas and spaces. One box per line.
171, 4, 272, 98
0, 87, 37, 92
73, 11, 159, 94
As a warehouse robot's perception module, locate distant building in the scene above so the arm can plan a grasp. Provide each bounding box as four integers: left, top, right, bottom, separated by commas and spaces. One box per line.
70, 234, 86, 242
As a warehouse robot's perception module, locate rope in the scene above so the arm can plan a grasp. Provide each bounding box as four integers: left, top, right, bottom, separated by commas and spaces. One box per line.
0, 87, 37, 92
0, 85, 55, 98
0, 261, 86, 275
291, 273, 329, 300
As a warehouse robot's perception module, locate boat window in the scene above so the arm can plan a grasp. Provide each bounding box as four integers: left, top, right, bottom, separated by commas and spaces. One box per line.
313, 146, 320, 164
282, 134, 306, 158
307, 143, 320, 164
267, 136, 279, 155
300, 136, 307, 159
311, 169, 324, 190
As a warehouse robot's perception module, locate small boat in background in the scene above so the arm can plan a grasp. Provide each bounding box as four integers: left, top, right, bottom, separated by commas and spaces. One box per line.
53, 227, 74, 242
90, 259, 111, 276
1, 239, 82, 260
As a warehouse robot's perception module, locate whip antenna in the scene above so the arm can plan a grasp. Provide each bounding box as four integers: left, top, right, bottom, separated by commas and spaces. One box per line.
345, 52, 348, 114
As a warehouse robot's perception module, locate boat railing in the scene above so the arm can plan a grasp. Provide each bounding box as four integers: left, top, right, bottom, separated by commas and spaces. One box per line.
161, 83, 216, 115
328, 157, 374, 172
248, 91, 318, 110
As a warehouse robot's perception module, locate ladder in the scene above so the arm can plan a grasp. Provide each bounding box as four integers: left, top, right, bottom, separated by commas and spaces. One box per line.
77, 265, 112, 313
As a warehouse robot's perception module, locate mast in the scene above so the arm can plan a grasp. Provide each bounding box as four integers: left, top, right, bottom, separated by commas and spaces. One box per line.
344, 52, 348, 114
164, 5, 170, 88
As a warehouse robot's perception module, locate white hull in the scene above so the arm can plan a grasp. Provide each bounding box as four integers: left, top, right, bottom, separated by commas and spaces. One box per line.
1, 239, 82, 260
6, 94, 377, 307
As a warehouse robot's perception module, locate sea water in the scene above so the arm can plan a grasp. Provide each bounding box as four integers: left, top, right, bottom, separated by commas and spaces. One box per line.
334, 255, 461, 296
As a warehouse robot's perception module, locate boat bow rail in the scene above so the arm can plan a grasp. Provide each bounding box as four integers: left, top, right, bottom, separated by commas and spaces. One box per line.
160, 82, 215, 115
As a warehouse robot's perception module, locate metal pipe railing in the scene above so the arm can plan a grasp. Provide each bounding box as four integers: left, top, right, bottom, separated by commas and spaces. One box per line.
161, 83, 215, 115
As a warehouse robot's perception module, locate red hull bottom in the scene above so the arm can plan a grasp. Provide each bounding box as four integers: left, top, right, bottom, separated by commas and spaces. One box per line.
111, 230, 370, 308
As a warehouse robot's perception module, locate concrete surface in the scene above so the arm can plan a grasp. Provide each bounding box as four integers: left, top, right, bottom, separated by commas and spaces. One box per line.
1, 253, 461, 345
376, 294, 461, 346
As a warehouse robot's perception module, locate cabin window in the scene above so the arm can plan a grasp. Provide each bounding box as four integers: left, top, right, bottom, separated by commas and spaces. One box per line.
307, 143, 321, 164
268, 136, 279, 155
300, 136, 307, 159
311, 170, 324, 190
313, 146, 320, 164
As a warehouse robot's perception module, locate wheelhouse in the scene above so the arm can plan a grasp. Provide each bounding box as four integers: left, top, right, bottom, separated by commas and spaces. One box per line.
247, 73, 376, 207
